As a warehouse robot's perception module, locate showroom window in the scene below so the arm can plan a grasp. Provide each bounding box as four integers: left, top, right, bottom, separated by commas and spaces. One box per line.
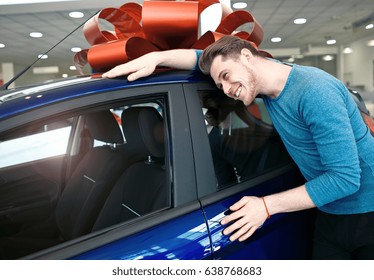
199, 90, 292, 189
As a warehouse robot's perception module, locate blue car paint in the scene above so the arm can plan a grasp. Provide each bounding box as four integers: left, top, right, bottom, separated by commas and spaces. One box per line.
203, 170, 315, 260
70, 207, 212, 260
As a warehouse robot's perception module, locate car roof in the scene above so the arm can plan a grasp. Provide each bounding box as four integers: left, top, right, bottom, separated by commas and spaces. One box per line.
0, 70, 210, 120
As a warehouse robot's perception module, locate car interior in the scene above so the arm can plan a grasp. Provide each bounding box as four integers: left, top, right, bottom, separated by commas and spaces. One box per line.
199, 90, 293, 188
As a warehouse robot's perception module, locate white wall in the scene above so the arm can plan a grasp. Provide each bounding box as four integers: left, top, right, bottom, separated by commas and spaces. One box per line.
343, 34, 374, 100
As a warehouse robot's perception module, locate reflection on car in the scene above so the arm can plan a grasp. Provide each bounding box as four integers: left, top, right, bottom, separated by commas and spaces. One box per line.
1, 70, 369, 260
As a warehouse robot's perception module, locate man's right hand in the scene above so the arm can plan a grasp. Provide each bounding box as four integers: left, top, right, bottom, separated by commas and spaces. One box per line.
102, 52, 159, 81
102, 49, 198, 81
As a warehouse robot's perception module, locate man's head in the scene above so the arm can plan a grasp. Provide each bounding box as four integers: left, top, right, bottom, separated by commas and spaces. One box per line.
198, 35, 263, 75
198, 35, 265, 106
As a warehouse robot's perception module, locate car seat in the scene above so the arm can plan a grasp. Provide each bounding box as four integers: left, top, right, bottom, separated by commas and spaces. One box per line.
92, 106, 168, 231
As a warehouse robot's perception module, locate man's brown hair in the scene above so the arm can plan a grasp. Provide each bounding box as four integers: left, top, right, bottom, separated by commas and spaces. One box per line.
198, 35, 263, 75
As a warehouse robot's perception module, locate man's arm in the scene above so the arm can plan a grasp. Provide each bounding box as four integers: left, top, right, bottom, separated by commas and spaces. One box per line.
102, 49, 198, 81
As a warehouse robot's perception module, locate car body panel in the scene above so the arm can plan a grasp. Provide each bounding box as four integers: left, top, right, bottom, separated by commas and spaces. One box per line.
68, 205, 212, 260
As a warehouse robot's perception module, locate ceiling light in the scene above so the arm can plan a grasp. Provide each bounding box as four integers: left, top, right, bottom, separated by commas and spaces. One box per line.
326, 39, 336, 45
233, 2, 247, 9
343, 47, 353, 54
38, 54, 48, 59
287, 57, 295, 63
71, 47, 82, 52
62, 74, 68, 78
0, 43, 5, 48
69, 11, 84, 19
366, 23, 374, 30
322, 55, 334, 61
69, 66, 77, 71
30, 32, 43, 38
294, 18, 307, 25
367, 40, 374, 47
271, 37, 282, 43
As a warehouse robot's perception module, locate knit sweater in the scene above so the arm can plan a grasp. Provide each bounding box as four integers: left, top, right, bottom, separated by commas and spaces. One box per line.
263, 64, 374, 214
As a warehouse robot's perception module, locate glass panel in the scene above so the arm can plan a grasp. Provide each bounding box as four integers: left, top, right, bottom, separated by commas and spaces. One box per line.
0, 120, 72, 168
199, 90, 292, 189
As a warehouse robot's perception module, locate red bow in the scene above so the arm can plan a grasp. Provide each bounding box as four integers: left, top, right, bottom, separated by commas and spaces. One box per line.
73, 0, 267, 74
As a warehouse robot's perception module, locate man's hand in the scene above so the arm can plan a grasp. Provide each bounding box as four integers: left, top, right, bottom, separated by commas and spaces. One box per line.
102, 49, 198, 81
102, 52, 159, 81
220, 196, 268, 242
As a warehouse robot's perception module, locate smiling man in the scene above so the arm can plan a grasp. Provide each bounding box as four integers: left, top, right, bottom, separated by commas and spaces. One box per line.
103, 35, 374, 260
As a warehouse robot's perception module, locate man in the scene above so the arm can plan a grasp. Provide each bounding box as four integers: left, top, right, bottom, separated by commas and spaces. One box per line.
103, 35, 374, 259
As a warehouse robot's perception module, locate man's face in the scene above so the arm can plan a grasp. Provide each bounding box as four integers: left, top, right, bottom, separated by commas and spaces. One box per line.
209, 51, 258, 106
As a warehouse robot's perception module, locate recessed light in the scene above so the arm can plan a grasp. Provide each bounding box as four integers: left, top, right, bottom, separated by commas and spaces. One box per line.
294, 18, 307, 25
30, 32, 43, 38
71, 47, 82, 52
326, 39, 336, 45
343, 47, 353, 54
366, 23, 374, 30
322, 55, 334, 61
69, 66, 77, 71
0, 43, 5, 48
62, 74, 68, 78
69, 11, 84, 19
367, 40, 374, 47
271, 37, 282, 43
38, 54, 48, 59
233, 2, 247, 9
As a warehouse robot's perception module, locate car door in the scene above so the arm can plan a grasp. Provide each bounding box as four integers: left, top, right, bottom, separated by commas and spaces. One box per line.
64, 84, 213, 260
183, 81, 316, 260
0, 80, 212, 260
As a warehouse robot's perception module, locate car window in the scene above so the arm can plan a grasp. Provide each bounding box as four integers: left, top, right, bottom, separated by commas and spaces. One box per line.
198, 90, 292, 190
0, 119, 73, 168
0, 98, 170, 259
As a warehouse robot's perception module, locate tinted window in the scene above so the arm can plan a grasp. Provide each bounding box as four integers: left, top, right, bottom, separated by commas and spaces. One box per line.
0, 98, 170, 259
199, 90, 292, 189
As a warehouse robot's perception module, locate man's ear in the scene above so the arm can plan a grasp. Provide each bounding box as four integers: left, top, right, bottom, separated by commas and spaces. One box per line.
241, 48, 253, 62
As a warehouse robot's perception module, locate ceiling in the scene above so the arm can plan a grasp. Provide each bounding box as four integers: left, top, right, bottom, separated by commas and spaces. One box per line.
0, 0, 373, 78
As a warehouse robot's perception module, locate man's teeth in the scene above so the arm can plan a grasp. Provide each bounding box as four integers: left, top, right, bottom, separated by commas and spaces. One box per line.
235, 87, 241, 97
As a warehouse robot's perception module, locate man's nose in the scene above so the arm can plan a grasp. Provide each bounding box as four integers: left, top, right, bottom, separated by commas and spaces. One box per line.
222, 82, 231, 96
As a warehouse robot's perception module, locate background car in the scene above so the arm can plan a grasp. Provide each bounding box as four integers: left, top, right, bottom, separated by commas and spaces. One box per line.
2, 69, 353, 260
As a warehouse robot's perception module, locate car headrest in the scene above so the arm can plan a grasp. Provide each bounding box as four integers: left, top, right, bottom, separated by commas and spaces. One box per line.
121, 107, 164, 158
85, 110, 124, 144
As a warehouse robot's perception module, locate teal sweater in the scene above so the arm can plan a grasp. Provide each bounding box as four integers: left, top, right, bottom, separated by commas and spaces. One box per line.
263, 64, 374, 214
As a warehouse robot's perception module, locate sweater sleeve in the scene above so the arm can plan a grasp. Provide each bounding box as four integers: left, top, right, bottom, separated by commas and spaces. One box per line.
302, 81, 361, 207
194, 49, 203, 71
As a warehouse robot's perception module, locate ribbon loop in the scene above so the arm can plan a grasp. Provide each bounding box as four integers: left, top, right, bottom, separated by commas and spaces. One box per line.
142, 1, 199, 50
74, 0, 268, 74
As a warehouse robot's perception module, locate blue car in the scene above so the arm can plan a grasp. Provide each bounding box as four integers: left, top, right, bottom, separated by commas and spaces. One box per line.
1, 70, 324, 260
